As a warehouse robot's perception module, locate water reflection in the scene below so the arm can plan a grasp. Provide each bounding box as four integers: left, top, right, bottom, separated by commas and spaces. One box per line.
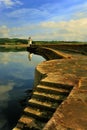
28, 52, 33, 61
0, 51, 44, 130
0, 82, 14, 130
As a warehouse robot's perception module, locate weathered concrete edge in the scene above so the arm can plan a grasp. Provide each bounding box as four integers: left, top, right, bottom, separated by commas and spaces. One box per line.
35, 61, 87, 130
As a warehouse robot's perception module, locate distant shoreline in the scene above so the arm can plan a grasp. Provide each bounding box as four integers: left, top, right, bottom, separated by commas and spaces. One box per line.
0, 44, 27, 48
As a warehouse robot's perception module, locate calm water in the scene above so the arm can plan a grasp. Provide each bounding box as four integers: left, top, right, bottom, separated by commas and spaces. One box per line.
0, 51, 44, 130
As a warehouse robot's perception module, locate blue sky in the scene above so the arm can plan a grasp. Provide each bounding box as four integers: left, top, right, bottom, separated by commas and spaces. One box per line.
0, 0, 87, 41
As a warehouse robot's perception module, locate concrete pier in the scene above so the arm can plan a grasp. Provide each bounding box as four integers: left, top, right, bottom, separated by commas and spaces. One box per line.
13, 44, 87, 130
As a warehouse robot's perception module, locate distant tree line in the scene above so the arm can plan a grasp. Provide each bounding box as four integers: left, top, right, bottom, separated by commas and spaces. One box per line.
0, 38, 86, 45
0, 38, 28, 45
33, 41, 86, 45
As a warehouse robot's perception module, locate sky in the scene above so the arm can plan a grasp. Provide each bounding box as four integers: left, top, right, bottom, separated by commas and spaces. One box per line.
0, 0, 87, 41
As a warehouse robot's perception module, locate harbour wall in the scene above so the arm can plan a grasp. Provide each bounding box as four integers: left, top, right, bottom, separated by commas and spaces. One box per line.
13, 44, 87, 130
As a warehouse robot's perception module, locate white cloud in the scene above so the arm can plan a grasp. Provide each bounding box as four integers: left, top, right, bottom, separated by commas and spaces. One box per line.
0, 25, 9, 37
0, 0, 22, 7
72, 11, 87, 19
32, 18, 87, 41
0, 82, 14, 102
7, 8, 49, 21
0, 52, 28, 65
1, 17, 87, 41
0, 52, 11, 64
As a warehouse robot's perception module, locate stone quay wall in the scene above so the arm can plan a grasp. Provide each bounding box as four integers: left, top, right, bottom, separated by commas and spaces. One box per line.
13, 44, 87, 130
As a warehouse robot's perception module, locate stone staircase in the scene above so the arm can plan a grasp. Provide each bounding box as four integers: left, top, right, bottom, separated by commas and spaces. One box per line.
13, 80, 73, 130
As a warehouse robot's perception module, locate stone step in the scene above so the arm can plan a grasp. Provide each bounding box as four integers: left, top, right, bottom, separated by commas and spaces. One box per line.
33, 91, 66, 102
16, 115, 41, 130
12, 128, 21, 130
23, 106, 51, 122
28, 98, 58, 112
36, 85, 69, 95
24, 104, 52, 119
17, 115, 34, 128
32, 94, 60, 103
24, 107, 42, 116
32, 91, 66, 108
40, 81, 73, 90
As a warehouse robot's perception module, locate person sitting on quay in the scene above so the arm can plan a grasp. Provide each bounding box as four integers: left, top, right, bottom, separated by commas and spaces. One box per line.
28, 37, 32, 47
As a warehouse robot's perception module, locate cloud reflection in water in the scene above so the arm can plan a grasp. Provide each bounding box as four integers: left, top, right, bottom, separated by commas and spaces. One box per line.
0, 51, 44, 129
0, 82, 14, 130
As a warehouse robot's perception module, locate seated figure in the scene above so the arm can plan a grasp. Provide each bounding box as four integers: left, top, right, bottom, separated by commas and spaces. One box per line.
28, 37, 32, 47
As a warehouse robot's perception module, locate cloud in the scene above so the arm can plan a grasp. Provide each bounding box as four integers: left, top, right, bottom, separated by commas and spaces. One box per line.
0, 52, 13, 64
0, 52, 28, 65
0, 82, 14, 103
7, 7, 50, 23
0, 25, 9, 38
30, 18, 87, 41
39, 1, 87, 22
0, 0, 87, 42
0, 82, 14, 129
1, 17, 87, 41
0, 0, 22, 7
72, 10, 87, 19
